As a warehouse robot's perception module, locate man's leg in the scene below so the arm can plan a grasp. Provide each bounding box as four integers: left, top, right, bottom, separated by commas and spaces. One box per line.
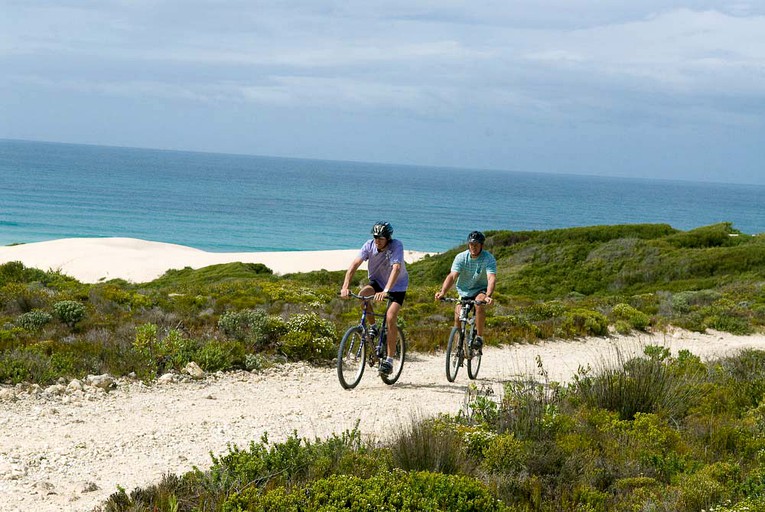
474, 292, 489, 336
386, 302, 401, 358
359, 284, 376, 325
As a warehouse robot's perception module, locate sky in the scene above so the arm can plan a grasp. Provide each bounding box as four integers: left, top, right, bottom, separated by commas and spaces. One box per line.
1, 1, 764, 185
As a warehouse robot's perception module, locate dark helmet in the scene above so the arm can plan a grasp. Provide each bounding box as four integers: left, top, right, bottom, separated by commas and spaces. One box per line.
467, 231, 486, 244
371, 221, 393, 239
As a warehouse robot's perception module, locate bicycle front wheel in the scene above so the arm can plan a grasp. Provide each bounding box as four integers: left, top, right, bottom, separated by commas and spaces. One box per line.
445, 326, 463, 382
380, 327, 406, 385
467, 323, 482, 380
338, 326, 366, 389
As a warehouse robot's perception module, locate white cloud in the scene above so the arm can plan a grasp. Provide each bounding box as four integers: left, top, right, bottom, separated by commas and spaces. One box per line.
2, 1, 764, 181
520, 9, 765, 95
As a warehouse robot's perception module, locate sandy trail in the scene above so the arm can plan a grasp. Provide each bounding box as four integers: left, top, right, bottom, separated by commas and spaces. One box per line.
1, 329, 764, 512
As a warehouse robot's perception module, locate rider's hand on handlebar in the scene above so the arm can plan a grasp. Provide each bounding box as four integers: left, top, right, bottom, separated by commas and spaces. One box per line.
482, 296, 494, 305
434, 291, 444, 301
374, 291, 387, 302
340, 288, 350, 299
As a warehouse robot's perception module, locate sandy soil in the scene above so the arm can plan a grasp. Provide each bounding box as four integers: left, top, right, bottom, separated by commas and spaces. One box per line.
2, 329, 765, 512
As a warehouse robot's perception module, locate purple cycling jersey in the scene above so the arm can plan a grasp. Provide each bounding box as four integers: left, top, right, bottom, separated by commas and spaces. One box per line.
358, 238, 409, 292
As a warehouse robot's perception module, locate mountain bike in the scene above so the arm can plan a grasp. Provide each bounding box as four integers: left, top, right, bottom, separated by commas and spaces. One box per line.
337, 292, 406, 389
440, 297, 485, 382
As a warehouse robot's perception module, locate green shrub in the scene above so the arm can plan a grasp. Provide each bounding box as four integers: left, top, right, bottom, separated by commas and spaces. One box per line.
218, 309, 267, 340
611, 303, 650, 331
498, 372, 565, 441
131, 324, 200, 374
560, 309, 609, 337
709, 495, 765, 512
573, 348, 701, 421
16, 309, 53, 331
0, 261, 50, 285
614, 320, 632, 334
53, 300, 85, 327
224, 469, 508, 512
389, 417, 472, 475
206, 428, 373, 493
482, 433, 526, 474
679, 462, 738, 511
279, 313, 337, 361
251, 313, 288, 349
160, 329, 198, 370
1, 282, 51, 314
0, 344, 97, 385
572, 485, 608, 512
0, 352, 30, 383
279, 331, 335, 361
196, 340, 244, 372
670, 290, 721, 314
665, 222, 739, 249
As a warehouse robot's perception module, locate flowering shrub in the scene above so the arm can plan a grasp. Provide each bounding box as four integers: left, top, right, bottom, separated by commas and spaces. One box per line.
53, 300, 85, 328
279, 313, 337, 361
16, 309, 53, 331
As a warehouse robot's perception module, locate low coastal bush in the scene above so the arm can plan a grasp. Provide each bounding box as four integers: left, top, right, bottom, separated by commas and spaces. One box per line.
99, 348, 765, 512
4, 222, 765, 387
15, 309, 52, 331
53, 300, 85, 328
611, 303, 650, 332
559, 309, 609, 337
224, 470, 509, 512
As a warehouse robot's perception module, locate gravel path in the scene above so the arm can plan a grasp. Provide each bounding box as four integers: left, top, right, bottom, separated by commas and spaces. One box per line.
2, 329, 764, 512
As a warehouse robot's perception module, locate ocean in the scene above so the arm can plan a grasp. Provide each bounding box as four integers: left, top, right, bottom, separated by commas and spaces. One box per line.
2, 139, 764, 253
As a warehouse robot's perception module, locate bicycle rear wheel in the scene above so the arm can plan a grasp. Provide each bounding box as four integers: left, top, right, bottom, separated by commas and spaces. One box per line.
445, 326, 463, 382
467, 323, 482, 379
338, 326, 366, 389
380, 327, 406, 385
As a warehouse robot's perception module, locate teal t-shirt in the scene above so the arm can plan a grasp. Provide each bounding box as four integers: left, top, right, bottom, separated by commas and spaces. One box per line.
451, 250, 497, 297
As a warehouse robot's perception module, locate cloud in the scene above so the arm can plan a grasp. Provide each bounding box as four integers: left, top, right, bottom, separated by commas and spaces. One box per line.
2, 1, 764, 181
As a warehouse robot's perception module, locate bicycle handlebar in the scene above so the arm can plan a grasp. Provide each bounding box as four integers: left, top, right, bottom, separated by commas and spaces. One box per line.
439, 297, 487, 306
342, 291, 391, 300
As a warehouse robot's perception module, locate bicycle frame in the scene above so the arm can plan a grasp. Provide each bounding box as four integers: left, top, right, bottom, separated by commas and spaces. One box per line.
337, 292, 406, 389
441, 297, 485, 382
354, 292, 390, 362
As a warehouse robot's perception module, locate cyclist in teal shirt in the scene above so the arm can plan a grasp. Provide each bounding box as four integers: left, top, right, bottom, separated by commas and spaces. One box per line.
435, 231, 496, 353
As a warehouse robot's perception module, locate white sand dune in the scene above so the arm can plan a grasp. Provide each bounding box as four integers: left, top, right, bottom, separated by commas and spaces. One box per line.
0, 237, 433, 283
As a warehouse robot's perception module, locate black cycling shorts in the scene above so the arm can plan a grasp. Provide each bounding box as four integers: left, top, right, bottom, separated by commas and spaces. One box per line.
371, 281, 406, 305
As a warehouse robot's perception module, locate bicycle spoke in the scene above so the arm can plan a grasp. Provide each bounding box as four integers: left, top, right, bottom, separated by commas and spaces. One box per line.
337, 326, 366, 389
467, 323, 482, 379
380, 326, 406, 385
445, 326, 463, 382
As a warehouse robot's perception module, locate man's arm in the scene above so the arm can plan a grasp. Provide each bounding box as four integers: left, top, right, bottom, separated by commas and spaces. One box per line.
484, 273, 496, 304
375, 262, 401, 301
340, 257, 364, 298
434, 271, 459, 301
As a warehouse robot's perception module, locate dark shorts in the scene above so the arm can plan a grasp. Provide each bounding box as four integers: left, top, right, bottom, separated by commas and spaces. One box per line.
371, 281, 407, 305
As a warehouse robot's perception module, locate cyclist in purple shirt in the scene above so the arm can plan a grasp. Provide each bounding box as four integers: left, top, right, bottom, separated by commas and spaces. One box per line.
341, 221, 408, 375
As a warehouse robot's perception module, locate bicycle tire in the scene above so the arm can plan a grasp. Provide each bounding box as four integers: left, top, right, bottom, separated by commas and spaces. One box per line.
380, 327, 406, 385
466, 323, 482, 379
445, 326, 463, 382
338, 326, 366, 389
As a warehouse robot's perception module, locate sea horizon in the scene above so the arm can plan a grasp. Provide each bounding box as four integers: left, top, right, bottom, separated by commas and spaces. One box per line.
2, 138, 765, 253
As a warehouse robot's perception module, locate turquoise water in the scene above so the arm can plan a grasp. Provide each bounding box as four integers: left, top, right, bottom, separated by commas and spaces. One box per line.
2, 139, 764, 253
